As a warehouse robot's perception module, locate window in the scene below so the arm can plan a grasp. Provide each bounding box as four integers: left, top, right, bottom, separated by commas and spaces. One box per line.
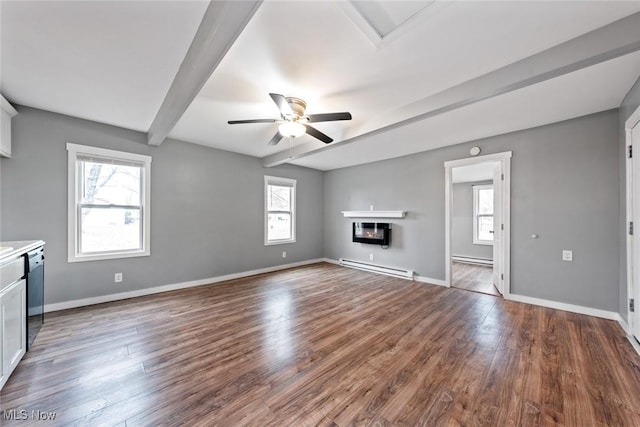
473, 184, 494, 245
67, 143, 151, 262
265, 176, 296, 245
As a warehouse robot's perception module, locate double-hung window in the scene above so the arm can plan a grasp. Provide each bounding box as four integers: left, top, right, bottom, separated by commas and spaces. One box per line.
265, 176, 296, 245
473, 184, 494, 245
67, 143, 151, 262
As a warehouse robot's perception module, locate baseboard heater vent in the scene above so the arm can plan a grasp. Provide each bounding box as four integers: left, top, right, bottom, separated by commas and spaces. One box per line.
452, 256, 493, 266
339, 258, 414, 280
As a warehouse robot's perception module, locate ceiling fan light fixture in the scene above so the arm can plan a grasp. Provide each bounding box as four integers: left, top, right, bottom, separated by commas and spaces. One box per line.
278, 121, 306, 138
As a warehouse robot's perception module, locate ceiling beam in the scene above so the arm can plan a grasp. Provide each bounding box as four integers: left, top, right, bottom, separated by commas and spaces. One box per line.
147, 0, 262, 146
263, 11, 640, 167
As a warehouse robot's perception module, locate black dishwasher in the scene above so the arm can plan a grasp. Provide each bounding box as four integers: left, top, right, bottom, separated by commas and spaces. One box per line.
25, 246, 44, 350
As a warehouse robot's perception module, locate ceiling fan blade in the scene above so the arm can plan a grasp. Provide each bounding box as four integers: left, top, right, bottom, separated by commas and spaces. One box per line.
306, 112, 352, 123
267, 131, 284, 146
304, 125, 333, 144
228, 119, 277, 124
269, 93, 294, 117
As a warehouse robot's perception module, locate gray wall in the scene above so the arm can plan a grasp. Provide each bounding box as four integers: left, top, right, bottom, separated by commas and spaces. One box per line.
324, 110, 620, 311
452, 181, 493, 260
619, 75, 640, 320
0, 107, 324, 305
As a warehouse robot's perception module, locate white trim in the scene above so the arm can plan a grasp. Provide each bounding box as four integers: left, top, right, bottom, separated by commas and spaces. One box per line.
618, 315, 631, 335
264, 175, 296, 246
507, 293, 619, 320
444, 151, 512, 169
322, 257, 340, 265
451, 256, 493, 266
472, 184, 494, 245
44, 258, 325, 313
341, 210, 406, 218
444, 151, 512, 298
67, 143, 152, 263
0, 94, 18, 117
625, 104, 640, 343
414, 275, 448, 287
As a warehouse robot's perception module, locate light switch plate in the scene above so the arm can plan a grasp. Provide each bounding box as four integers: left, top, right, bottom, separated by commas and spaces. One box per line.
562, 250, 573, 261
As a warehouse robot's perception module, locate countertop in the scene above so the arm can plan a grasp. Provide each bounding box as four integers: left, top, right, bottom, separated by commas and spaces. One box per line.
0, 240, 46, 264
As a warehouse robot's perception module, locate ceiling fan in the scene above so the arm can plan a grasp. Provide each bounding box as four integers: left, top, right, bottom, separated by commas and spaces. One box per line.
228, 93, 352, 146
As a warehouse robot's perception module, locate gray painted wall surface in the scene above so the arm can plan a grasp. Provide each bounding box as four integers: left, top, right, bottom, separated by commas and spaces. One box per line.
0, 107, 324, 305
619, 75, 640, 321
324, 110, 620, 311
452, 181, 493, 260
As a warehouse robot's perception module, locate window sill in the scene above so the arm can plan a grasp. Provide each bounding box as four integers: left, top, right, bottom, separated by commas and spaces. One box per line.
265, 239, 296, 246
68, 249, 150, 263
473, 240, 493, 246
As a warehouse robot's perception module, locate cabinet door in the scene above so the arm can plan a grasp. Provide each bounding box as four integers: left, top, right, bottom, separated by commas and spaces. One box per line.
0, 108, 11, 158
0, 279, 26, 389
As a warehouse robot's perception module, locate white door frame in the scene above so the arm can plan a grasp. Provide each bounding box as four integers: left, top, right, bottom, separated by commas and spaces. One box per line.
444, 151, 512, 297
625, 104, 640, 338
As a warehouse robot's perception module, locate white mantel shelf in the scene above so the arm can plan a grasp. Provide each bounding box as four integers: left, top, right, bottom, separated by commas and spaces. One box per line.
341, 211, 406, 218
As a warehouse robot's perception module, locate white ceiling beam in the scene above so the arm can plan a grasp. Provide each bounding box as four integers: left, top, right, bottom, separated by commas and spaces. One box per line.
263, 11, 640, 167
147, 0, 262, 146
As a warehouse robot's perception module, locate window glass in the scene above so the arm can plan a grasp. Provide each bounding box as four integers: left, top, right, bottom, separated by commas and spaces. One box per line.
265, 177, 296, 245
68, 144, 151, 262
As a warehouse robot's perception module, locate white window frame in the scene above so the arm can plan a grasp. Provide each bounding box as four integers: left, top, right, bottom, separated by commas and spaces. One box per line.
67, 143, 151, 262
473, 184, 494, 246
264, 175, 296, 246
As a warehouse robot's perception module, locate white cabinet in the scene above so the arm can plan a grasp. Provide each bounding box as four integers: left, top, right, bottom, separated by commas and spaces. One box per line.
0, 94, 18, 158
0, 253, 26, 391
0, 279, 26, 390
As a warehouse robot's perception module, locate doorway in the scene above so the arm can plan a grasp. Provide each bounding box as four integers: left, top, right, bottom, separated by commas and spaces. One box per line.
625, 105, 640, 343
445, 151, 511, 297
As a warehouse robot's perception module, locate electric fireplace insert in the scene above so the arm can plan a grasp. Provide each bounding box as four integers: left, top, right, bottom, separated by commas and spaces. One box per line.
352, 222, 391, 245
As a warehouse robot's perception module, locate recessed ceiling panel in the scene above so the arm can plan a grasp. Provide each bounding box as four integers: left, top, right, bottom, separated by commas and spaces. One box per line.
350, 0, 434, 38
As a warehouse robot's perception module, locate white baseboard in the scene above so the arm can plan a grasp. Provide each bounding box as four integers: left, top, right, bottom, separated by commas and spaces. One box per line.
414, 275, 448, 287
322, 257, 340, 265
617, 315, 630, 334
614, 315, 640, 356
506, 293, 619, 320
44, 258, 325, 313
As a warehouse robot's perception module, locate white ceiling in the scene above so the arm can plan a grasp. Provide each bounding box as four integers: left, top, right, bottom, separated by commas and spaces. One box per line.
0, 0, 208, 132
2, 1, 640, 170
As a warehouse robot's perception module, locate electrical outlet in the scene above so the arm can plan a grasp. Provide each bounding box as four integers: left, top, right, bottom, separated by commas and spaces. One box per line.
370, 205, 374, 211
114, 273, 123, 283
562, 250, 573, 262
369, 253, 374, 261
282, 251, 286, 258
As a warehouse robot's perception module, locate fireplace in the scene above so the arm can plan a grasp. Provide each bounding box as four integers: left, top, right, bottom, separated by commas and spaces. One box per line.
352, 222, 391, 245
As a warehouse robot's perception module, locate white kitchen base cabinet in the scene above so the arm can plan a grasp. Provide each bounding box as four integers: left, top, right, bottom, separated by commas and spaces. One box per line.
0, 279, 26, 390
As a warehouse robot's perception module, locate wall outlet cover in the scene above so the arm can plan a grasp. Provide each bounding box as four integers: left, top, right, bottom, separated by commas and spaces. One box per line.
114, 273, 123, 282
562, 250, 573, 261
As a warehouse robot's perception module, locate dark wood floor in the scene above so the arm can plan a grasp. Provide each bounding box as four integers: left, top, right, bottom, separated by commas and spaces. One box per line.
452, 261, 500, 296
2, 263, 640, 426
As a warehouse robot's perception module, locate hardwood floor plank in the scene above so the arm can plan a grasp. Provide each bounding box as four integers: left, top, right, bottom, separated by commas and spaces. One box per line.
1, 263, 638, 426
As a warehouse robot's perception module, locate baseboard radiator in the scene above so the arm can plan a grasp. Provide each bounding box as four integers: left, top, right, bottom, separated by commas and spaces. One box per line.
339, 258, 414, 280
451, 256, 493, 266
